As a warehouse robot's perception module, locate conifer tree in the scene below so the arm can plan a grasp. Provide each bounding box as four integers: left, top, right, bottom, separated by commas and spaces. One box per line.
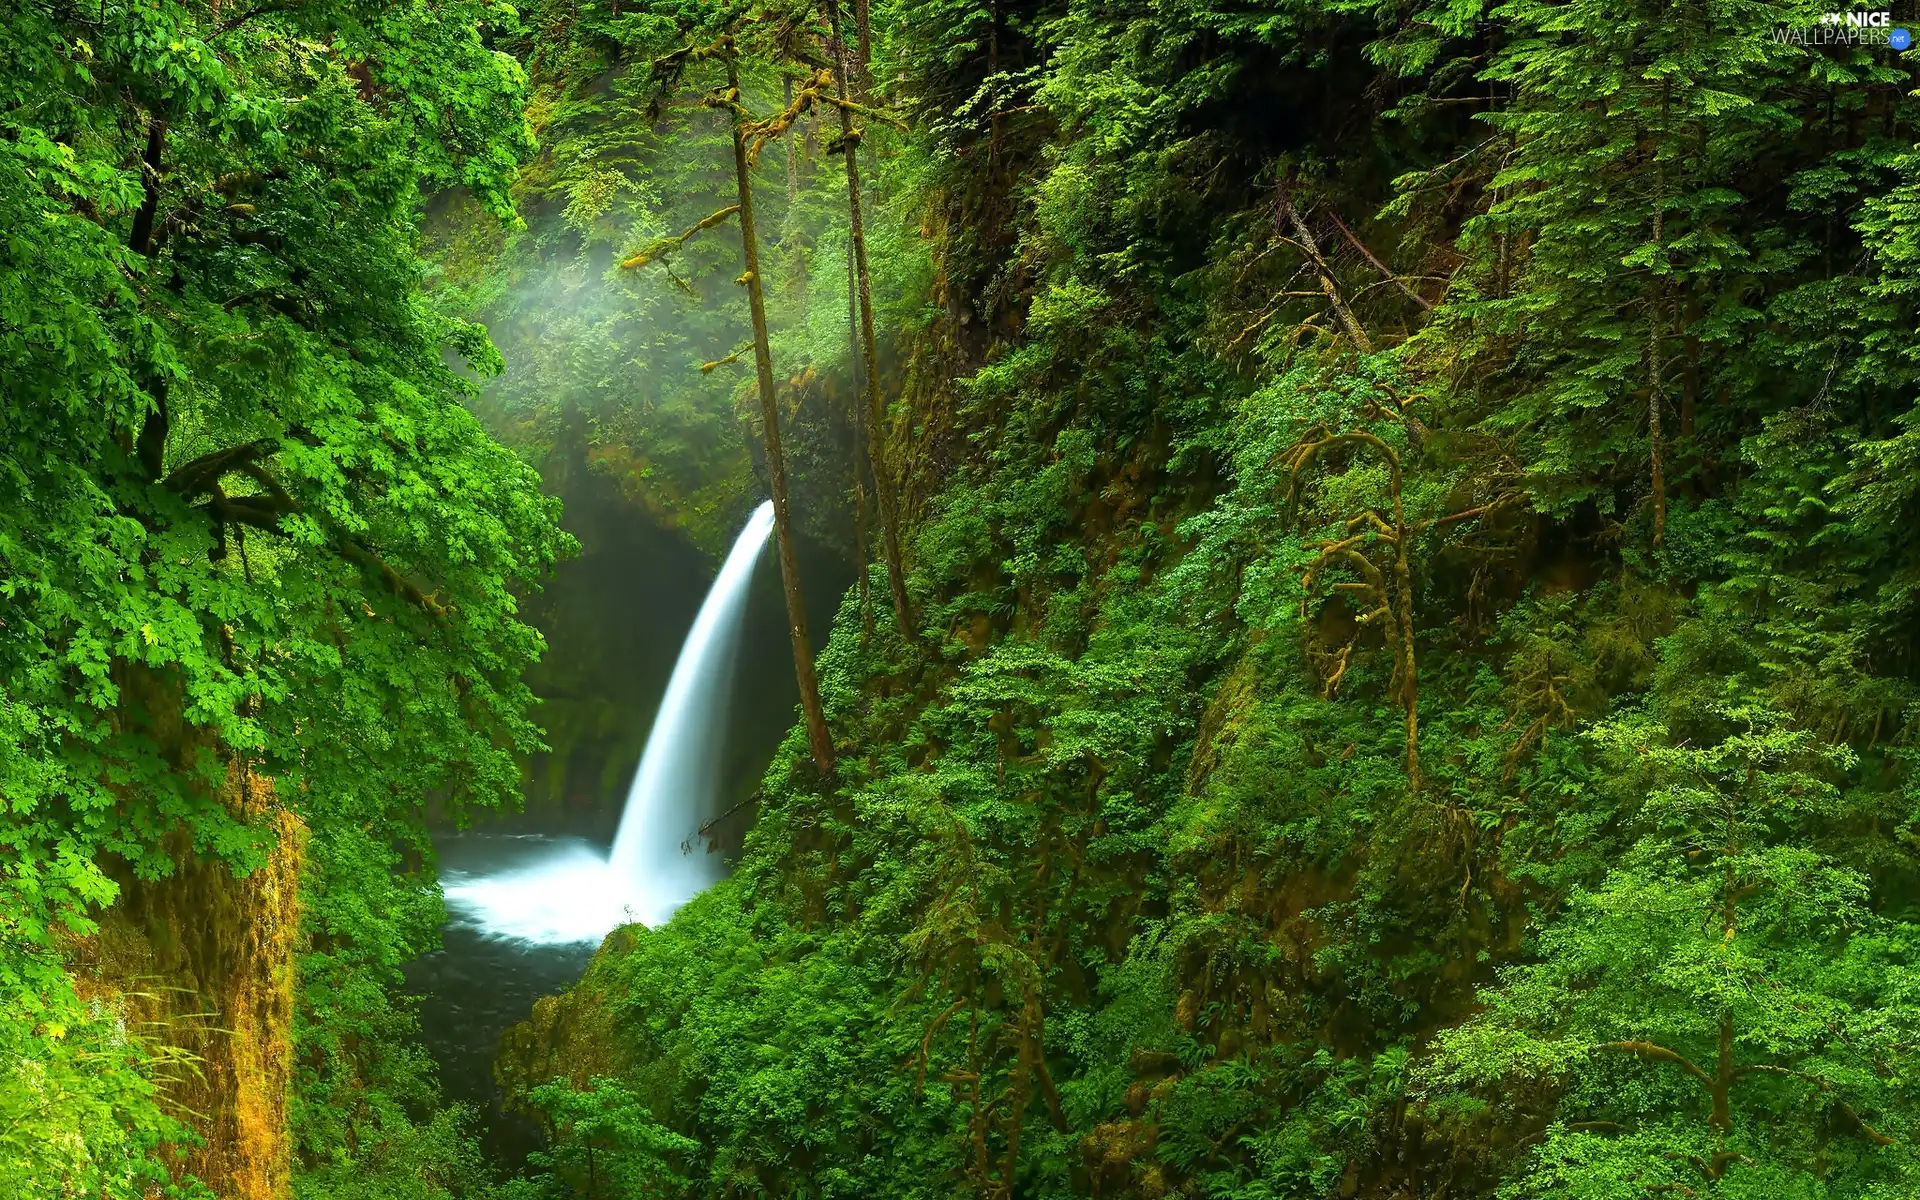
1418, 0, 1804, 541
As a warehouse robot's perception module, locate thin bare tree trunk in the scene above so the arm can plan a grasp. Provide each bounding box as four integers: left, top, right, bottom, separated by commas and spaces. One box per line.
784, 75, 799, 207
1390, 499, 1420, 791
727, 54, 834, 776
1649, 164, 1668, 548
826, 0, 912, 636
986, 0, 1000, 175
849, 240, 874, 645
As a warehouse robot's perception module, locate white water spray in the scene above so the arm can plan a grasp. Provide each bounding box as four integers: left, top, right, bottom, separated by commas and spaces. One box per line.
607, 500, 774, 905
441, 501, 775, 943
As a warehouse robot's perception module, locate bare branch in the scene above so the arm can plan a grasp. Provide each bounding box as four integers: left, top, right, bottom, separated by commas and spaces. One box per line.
1324, 209, 1433, 311
1275, 182, 1371, 352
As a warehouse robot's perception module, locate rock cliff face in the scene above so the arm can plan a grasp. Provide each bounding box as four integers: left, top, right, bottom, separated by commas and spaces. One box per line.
69, 763, 305, 1200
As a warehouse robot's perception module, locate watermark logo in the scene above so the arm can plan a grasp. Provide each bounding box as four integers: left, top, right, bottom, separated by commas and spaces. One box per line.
1819, 8, 1890, 23
1775, 10, 1911, 45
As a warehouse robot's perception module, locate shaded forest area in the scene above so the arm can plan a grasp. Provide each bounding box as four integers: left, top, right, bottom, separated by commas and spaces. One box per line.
2, 0, 1919, 1198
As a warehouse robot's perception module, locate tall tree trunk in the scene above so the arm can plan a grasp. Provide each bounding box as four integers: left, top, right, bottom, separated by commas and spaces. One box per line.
986, 0, 1000, 175
1710, 1010, 1733, 1133
826, 0, 912, 637
132, 775, 304, 1200
849, 240, 874, 645
784, 75, 799, 208
132, 116, 171, 481
726, 53, 834, 776
1648, 164, 1669, 548
853, 0, 874, 97
78, 671, 303, 1200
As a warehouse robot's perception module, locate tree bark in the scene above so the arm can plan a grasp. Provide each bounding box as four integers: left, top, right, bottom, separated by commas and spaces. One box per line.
825, 0, 912, 637
849, 240, 874, 645
129, 117, 167, 259
132, 117, 171, 481
1388, 467, 1420, 791
1648, 167, 1669, 548
726, 52, 834, 776
1711, 1011, 1733, 1133
783, 75, 799, 208
78, 743, 304, 1200
853, 0, 874, 97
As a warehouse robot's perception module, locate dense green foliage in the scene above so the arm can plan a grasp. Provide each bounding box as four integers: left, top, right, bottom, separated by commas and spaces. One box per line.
9, 0, 1920, 1195
0, 0, 564, 1194
475, 0, 1920, 1198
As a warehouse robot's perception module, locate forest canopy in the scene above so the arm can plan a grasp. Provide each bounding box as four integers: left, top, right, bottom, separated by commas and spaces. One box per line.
2, 0, 1919, 1198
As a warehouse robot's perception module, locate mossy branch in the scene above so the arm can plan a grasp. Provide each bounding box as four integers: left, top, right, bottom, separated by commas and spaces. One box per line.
620, 204, 742, 270
700, 343, 751, 373
745, 68, 832, 166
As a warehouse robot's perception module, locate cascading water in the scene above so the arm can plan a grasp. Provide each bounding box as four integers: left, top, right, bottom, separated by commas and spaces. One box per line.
439, 501, 775, 943
606, 500, 774, 909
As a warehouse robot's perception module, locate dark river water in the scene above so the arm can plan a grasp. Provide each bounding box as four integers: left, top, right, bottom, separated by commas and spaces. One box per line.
404, 834, 605, 1160
401, 466, 850, 1163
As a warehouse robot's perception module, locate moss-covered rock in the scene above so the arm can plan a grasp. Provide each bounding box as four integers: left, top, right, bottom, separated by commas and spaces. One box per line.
494, 926, 642, 1115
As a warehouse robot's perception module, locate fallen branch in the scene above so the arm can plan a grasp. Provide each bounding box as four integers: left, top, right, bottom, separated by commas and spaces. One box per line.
695, 790, 760, 839
1275, 182, 1371, 352
1325, 209, 1432, 311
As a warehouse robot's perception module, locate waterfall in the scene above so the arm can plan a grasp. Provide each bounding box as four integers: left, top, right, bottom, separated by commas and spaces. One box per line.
440, 501, 774, 943
607, 500, 774, 910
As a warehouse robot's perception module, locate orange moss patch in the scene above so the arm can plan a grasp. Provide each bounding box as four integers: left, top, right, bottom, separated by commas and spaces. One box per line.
68, 765, 305, 1200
